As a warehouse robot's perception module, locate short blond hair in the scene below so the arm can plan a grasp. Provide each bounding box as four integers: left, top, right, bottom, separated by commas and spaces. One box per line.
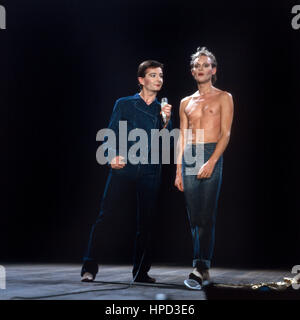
190, 47, 217, 84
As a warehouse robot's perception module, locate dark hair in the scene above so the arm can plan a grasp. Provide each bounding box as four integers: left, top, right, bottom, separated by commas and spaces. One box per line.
190, 47, 217, 84
137, 60, 164, 78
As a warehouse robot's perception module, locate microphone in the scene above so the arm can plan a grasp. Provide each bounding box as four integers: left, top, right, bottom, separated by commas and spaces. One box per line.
161, 97, 168, 123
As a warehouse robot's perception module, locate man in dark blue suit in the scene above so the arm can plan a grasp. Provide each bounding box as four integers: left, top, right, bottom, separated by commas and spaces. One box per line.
81, 60, 172, 283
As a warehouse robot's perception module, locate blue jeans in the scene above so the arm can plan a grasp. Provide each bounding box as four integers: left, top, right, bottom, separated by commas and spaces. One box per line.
81, 163, 161, 278
182, 143, 223, 270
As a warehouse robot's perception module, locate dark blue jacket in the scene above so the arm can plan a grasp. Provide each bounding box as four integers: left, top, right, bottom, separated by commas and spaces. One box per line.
106, 93, 172, 164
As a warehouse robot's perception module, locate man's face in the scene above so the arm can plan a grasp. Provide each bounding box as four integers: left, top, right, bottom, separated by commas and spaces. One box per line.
191, 55, 216, 84
138, 67, 163, 92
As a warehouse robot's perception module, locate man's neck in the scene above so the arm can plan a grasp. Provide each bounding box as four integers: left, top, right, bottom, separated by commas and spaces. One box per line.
139, 89, 157, 105
197, 81, 213, 95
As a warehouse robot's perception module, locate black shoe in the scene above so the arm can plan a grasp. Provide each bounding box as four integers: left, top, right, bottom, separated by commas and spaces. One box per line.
134, 274, 156, 283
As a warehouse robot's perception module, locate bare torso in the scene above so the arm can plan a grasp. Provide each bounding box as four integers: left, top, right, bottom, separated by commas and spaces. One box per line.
184, 88, 225, 143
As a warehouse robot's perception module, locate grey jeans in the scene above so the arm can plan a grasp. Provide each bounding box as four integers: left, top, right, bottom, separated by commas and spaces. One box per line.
182, 143, 223, 270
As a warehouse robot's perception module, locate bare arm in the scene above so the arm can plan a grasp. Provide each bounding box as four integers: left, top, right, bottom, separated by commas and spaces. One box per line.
210, 92, 234, 163
175, 97, 190, 191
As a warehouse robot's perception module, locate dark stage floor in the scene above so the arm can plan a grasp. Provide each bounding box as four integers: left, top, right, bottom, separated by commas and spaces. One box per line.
0, 264, 299, 300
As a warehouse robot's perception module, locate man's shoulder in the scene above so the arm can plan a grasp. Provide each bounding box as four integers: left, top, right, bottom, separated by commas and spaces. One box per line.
116, 94, 139, 104
214, 88, 233, 100
218, 91, 233, 107
214, 89, 233, 110
180, 94, 194, 105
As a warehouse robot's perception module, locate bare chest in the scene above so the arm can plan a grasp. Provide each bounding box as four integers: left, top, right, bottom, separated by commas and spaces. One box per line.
185, 96, 221, 121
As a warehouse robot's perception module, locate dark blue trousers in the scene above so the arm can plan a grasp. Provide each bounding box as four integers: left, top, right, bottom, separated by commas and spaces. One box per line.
182, 143, 223, 270
81, 164, 161, 278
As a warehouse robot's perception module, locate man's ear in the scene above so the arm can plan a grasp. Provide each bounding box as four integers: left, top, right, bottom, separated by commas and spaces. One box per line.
212, 67, 217, 75
138, 77, 144, 87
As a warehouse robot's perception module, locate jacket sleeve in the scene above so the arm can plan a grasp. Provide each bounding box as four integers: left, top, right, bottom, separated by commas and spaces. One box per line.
104, 99, 123, 163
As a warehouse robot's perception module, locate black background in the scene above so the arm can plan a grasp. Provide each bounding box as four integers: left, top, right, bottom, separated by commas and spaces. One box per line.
1, 0, 299, 268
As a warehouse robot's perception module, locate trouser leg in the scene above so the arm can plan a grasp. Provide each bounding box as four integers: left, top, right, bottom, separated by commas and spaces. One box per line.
81, 170, 134, 277
183, 146, 223, 270
132, 168, 160, 278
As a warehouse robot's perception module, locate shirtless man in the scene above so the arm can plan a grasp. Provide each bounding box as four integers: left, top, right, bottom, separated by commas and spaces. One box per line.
175, 47, 234, 289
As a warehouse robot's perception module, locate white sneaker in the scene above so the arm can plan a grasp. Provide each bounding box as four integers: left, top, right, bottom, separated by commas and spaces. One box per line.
184, 269, 211, 290
184, 270, 203, 290
184, 278, 202, 290
81, 272, 94, 282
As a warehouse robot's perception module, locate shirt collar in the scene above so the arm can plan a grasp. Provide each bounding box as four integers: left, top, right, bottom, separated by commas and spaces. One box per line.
134, 93, 159, 106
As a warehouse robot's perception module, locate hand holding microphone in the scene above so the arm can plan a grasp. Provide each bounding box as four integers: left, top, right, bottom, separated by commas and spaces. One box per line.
161, 97, 172, 123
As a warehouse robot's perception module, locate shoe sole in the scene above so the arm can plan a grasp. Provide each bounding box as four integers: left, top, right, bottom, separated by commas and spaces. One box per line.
81, 278, 94, 282
184, 279, 202, 290
134, 279, 156, 284
202, 280, 211, 287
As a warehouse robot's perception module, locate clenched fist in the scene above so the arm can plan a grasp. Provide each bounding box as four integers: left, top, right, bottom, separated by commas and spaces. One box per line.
161, 103, 172, 122
111, 156, 126, 169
